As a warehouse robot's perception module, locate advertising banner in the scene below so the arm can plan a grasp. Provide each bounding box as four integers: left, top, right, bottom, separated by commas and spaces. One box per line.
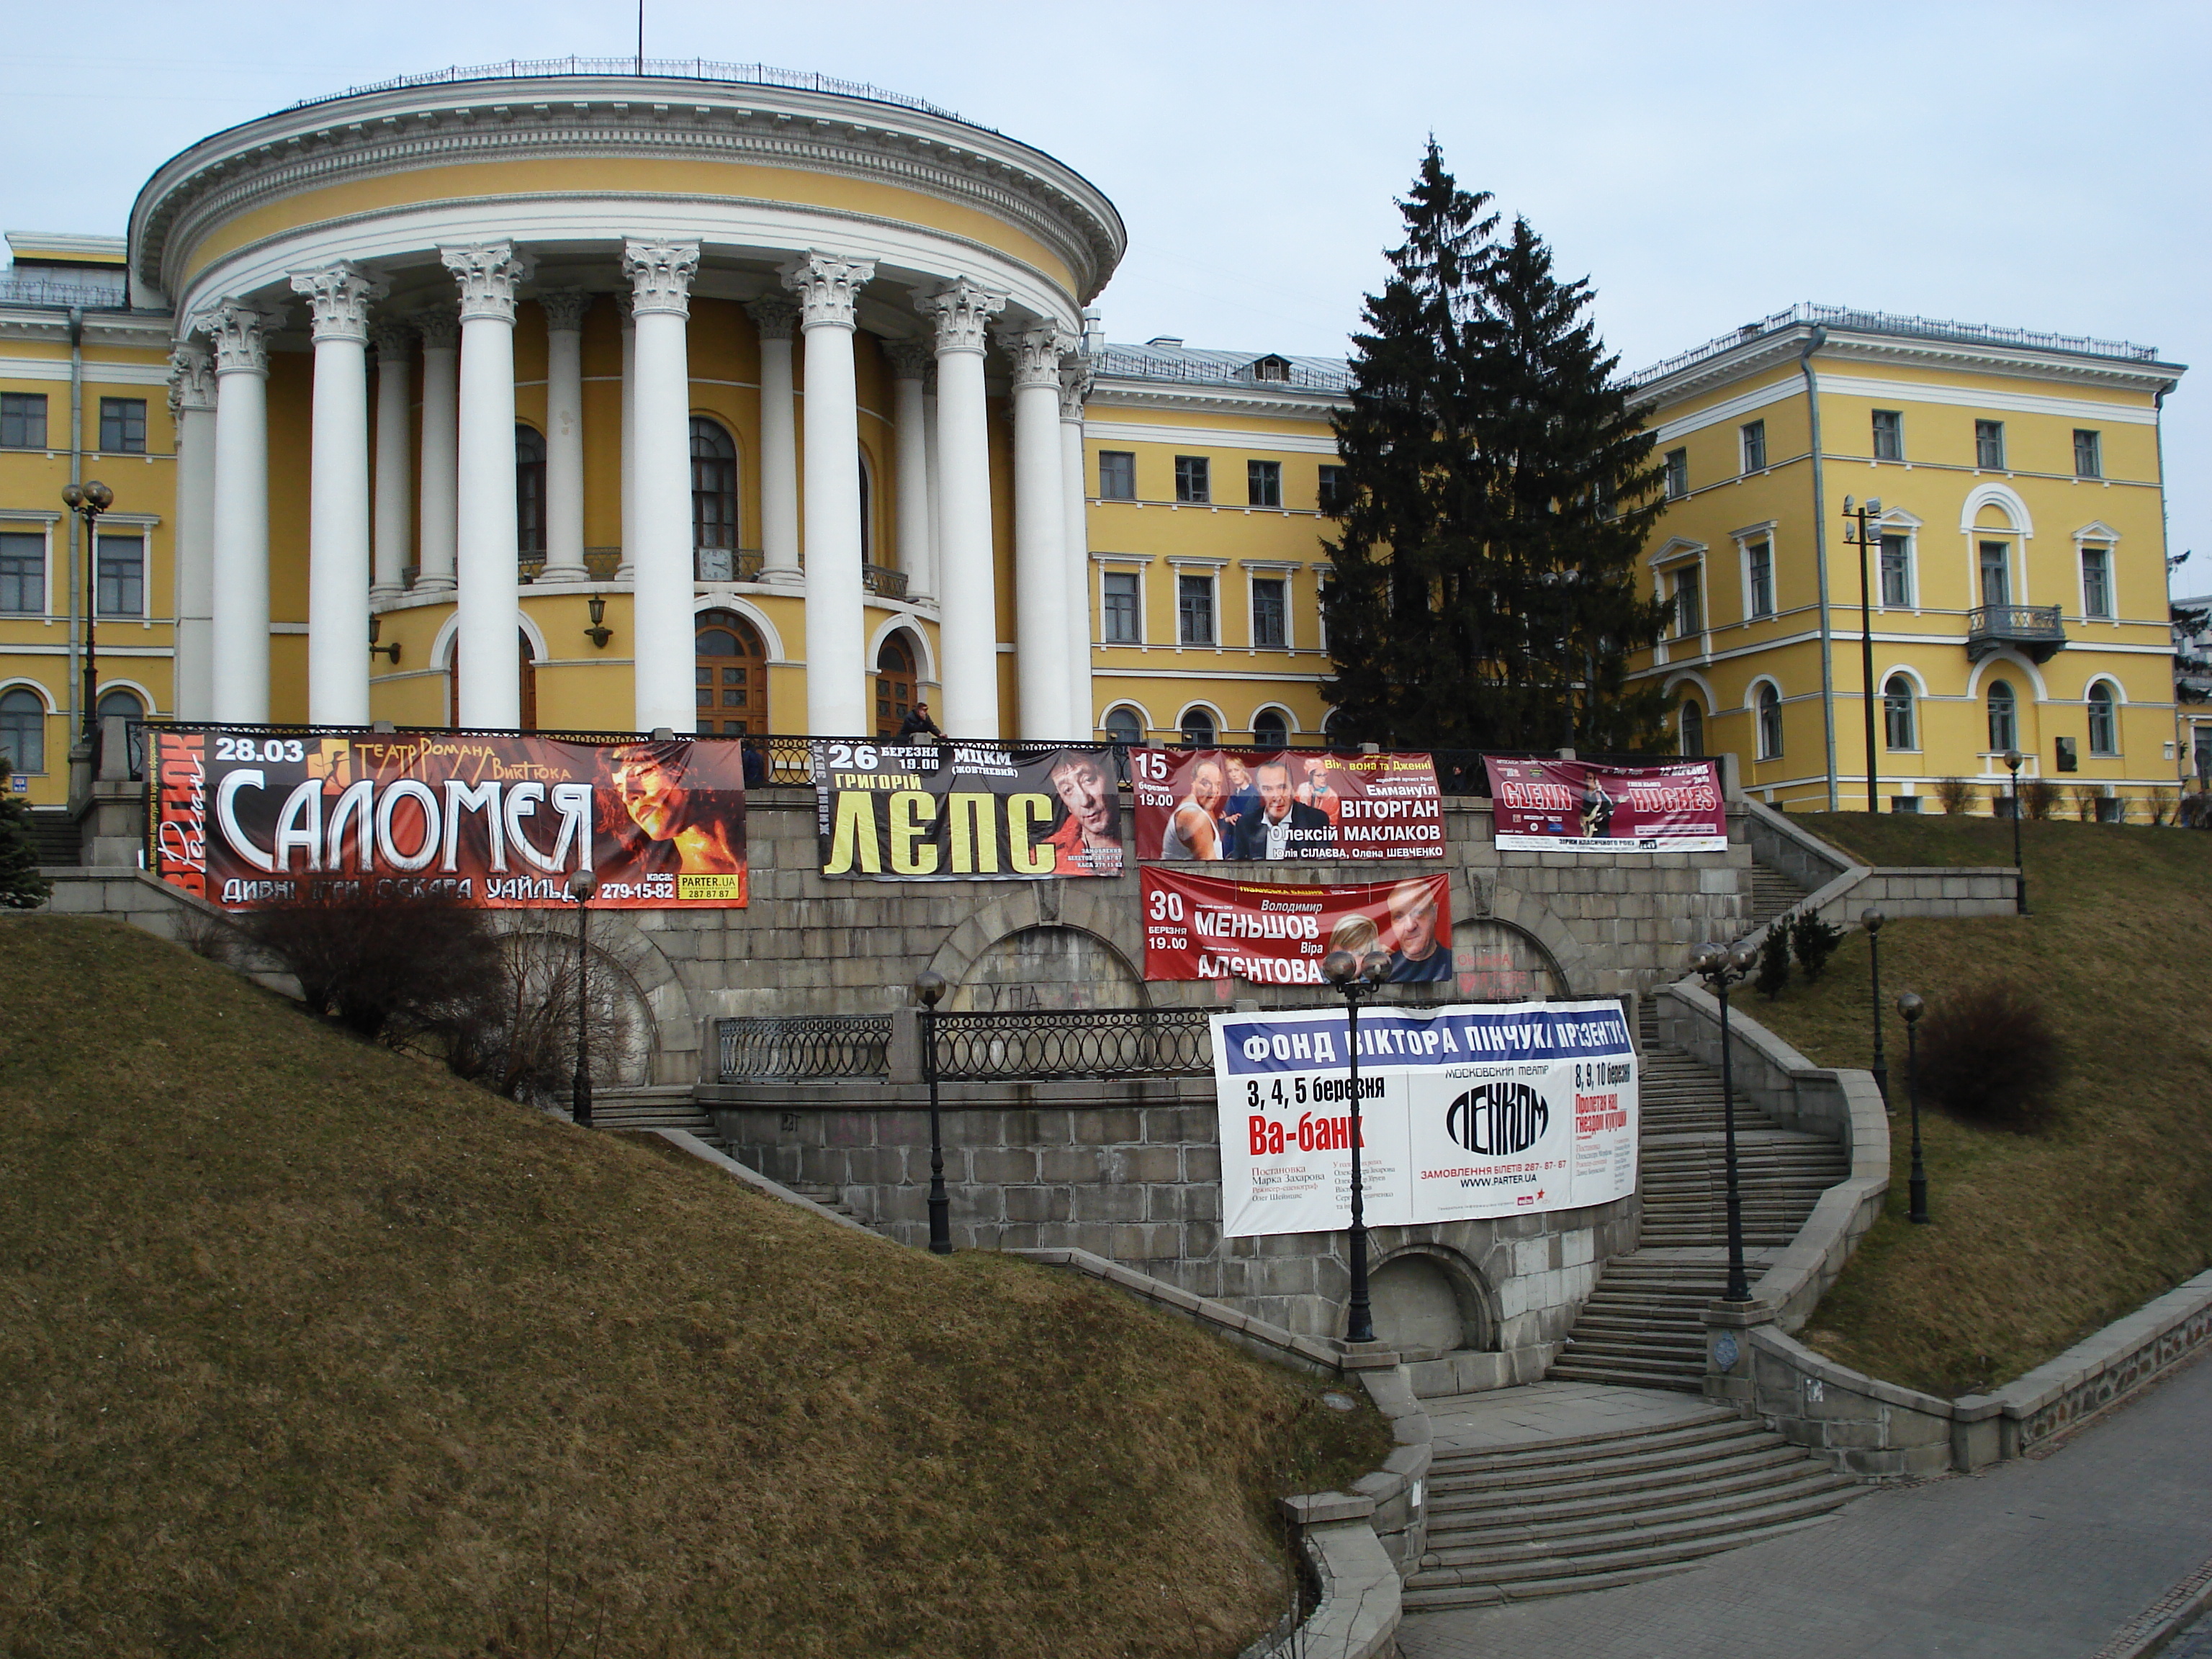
1141, 868, 1452, 987
152, 727, 747, 909
1210, 999, 1637, 1237
814, 739, 1123, 880
1133, 748, 1444, 862
1484, 757, 1725, 853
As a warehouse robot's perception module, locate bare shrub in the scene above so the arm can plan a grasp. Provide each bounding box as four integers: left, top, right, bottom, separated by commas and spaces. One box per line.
2069, 785, 2101, 822
1933, 776, 1975, 815
171, 903, 238, 965
451, 930, 642, 1107
2149, 788, 2176, 826
240, 889, 503, 1048
1913, 979, 2064, 1132
2020, 777, 2061, 820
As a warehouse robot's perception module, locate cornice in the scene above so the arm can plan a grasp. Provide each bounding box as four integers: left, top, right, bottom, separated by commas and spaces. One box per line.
1086, 378, 1346, 423
130, 78, 1125, 310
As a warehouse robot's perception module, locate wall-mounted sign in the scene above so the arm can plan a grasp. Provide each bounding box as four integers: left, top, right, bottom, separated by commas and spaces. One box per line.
1209, 1000, 1638, 1237
1485, 757, 1725, 853
1133, 748, 1444, 862
153, 727, 747, 909
813, 740, 1123, 880
1140, 868, 1452, 986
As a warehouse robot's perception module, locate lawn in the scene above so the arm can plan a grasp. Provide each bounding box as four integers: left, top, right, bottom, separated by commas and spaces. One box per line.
1743, 814, 2212, 1400
0, 916, 1386, 1659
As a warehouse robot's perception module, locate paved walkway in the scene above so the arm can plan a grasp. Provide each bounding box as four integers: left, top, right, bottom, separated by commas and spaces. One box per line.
1401, 1351, 2212, 1659
1423, 1378, 1719, 1452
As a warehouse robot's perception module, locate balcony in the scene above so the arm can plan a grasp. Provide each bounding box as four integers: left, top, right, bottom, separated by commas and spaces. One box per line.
695, 547, 764, 583
1967, 603, 2067, 663
863, 563, 909, 601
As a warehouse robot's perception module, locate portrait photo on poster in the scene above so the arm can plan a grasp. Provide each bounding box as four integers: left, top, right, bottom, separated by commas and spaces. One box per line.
1130, 747, 1444, 862
1141, 868, 1452, 986
813, 739, 1125, 881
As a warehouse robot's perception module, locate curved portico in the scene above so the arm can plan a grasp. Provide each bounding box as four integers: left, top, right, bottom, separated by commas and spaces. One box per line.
129, 67, 1124, 737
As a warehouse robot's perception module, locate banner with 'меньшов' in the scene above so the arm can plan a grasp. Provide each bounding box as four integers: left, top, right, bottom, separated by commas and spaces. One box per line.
1210, 1001, 1637, 1238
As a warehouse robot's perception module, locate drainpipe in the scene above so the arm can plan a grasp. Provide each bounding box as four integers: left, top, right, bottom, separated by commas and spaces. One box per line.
2156, 380, 2185, 788
1801, 326, 1838, 811
66, 307, 85, 738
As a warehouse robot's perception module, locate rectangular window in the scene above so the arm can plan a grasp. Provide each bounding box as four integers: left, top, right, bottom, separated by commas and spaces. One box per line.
1746, 541, 1774, 619
1251, 577, 1287, 648
1976, 419, 2006, 470
2082, 547, 2113, 619
2074, 428, 2103, 479
96, 534, 144, 618
1672, 567, 1703, 637
1740, 421, 1767, 474
1871, 409, 1903, 461
1246, 459, 1282, 508
1316, 464, 1347, 516
1892, 796, 1923, 813
1879, 534, 1912, 607
1102, 570, 1140, 643
0, 393, 48, 451
1097, 450, 1135, 500
1979, 541, 2011, 608
1663, 448, 1688, 500
1174, 455, 1210, 503
1177, 572, 1215, 644
99, 397, 147, 455
0, 531, 44, 614
1316, 576, 1329, 651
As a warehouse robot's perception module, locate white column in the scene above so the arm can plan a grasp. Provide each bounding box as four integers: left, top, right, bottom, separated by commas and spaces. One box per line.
924, 372, 943, 606
441, 241, 531, 729
291, 263, 385, 727
168, 343, 217, 722
623, 240, 701, 734
202, 302, 274, 725
539, 289, 591, 582
1060, 360, 1094, 737
887, 341, 933, 601
369, 320, 413, 599
747, 297, 802, 585
914, 276, 1006, 739
617, 295, 637, 582
415, 310, 459, 594
783, 251, 878, 737
1001, 320, 1073, 739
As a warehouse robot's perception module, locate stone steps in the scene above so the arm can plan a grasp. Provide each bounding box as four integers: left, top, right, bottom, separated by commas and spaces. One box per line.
1748, 863, 1809, 930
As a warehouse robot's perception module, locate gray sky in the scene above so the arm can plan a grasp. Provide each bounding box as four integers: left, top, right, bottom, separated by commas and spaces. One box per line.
9, 0, 2208, 596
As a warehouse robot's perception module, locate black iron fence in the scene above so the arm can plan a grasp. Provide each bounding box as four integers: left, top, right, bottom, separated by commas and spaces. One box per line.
717, 1014, 893, 1081
931, 1007, 1210, 1082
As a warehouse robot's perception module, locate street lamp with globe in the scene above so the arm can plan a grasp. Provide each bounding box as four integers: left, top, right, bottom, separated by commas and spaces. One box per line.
1690, 938, 1761, 1303
1322, 946, 1389, 1346
565, 866, 598, 1127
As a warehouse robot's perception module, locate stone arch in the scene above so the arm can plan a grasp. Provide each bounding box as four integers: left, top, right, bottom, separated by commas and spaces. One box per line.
951, 925, 1143, 1012
923, 882, 1146, 1011
1451, 916, 1568, 1002
1368, 1242, 1499, 1356
490, 908, 698, 1085
1471, 884, 1597, 997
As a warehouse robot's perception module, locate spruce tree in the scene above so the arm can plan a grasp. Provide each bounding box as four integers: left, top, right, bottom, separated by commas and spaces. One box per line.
1322, 146, 1673, 751
0, 762, 50, 909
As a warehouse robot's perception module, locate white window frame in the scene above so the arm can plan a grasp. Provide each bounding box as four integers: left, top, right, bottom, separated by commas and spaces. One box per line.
1098, 564, 1145, 646
1881, 670, 1923, 753
1750, 678, 1785, 760
1974, 534, 2023, 610
0, 678, 57, 776
1169, 559, 1225, 649
1249, 703, 1297, 746
1241, 561, 1296, 653
2073, 523, 2121, 621
1731, 520, 1779, 622
1647, 538, 1706, 662
1871, 508, 1923, 611
0, 513, 59, 619
2085, 678, 2122, 756
1101, 702, 1150, 745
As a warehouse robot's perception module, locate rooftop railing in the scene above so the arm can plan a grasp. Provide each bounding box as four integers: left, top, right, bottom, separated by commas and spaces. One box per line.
0, 276, 132, 310
1092, 346, 1353, 395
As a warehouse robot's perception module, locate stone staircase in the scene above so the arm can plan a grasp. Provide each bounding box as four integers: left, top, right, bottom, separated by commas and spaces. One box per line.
29, 808, 78, 868
591, 1087, 725, 1146
1545, 1002, 1847, 1391
1404, 1410, 1863, 1608
1746, 860, 1809, 930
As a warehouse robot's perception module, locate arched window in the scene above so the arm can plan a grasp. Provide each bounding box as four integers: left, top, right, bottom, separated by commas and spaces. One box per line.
875, 632, 917, 738
1756, 683, 1783, 760
0, 688, 45, 776
1679, 700, 1705, 757
696, 608, 768, 736
858, 453, 874, 564
96, 687, 146, 779
1102, 706, 1145, 746
691, 418, 739, 553
1179, 706, 1217, 746
1252, 706, 1290, 748
1987, 680, 2018, 752
515, 426, 547, 559
2087, 680, 2119, 755
1884, 675, 1917, 751
446, 633, 538, 729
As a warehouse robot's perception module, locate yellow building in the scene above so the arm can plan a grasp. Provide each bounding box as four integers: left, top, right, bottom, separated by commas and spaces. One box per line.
1627, 305, 2187, 816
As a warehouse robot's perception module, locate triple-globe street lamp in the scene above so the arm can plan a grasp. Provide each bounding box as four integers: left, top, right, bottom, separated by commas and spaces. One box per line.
59, 480, 114, 747
1690, 938, 1761, 1303
1897, 991, 1932, 1224
1323, 946, 1390, 1346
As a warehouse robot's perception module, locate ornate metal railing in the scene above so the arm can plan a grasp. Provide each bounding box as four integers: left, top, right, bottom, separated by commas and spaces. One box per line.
1632, 302, 2162, 387
0, 276, 132, 310
1092, 346, 1353, 395
718, 1014, 893, 1081
863, 563, 909, 601
696, 547, 765, 583
930, 1007, 1211, 1082
1967, 603, 2067, 662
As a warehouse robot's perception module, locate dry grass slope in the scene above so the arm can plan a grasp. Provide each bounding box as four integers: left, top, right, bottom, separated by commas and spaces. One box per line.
1748, 814, 2212, 1399
0, 917, 1386, 1659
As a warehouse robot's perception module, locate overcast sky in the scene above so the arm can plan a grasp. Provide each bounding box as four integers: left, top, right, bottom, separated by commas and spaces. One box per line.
8, 1, 2208, 596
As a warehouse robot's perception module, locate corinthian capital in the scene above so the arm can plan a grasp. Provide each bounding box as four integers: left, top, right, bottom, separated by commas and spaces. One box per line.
539, 288, 595, 333
778, 251, 876, 331
369, 318, 415, 362
166, 341, 217, 415
998, 321, 1076, 392
745, 297, 799, 342
197, 301, 280, 377
1058, 359, 1094, 423
439, 242, 534, 323
287, 263, 388, 343
884, 340, 934, 382
622, 241, 701, 319
413, 307, 459, 351
914, 276, 1007, 356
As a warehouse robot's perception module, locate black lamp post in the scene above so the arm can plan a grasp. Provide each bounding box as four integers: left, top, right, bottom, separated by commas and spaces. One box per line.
1841, 494, 1884, 814
1897, 991, 1930, 1224
2004, 749, 2028, 914
1323, 946, 1389, 1345
60, 480, 114, 743
1691, 939, 1761, 1303
913, 968, 952, 1254
1862, 907, 1889, 1107
565, 866, 598, 1126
